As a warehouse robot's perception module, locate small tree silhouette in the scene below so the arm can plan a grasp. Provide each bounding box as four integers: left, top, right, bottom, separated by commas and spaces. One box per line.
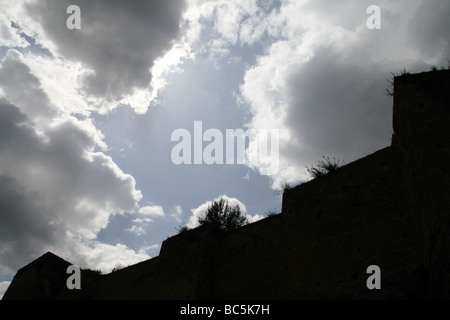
198, 198, 248, 232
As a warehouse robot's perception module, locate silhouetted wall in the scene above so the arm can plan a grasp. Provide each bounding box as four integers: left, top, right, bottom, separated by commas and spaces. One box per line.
3, 70, 450, 300
392, 70, 450, 298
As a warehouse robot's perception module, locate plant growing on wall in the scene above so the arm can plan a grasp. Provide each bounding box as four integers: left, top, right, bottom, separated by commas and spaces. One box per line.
264, 209, 279, 217
385, 69, 409, 97
306, 156, 344, 179
175, 224, 189, 234
198, 198, 248, 232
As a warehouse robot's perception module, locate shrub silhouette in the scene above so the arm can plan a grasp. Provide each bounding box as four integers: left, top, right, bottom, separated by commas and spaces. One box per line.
264, 209, 279, 217
386, 69, 409, 97
198, 198, 248, 232
175, 224, 189, 234
306, 156, 344, 179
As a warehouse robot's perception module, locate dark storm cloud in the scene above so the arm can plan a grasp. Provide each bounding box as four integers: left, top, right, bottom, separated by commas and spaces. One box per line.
0, 50, 55, 120
0, 100, 58, 272
0, 98, 143, 273
284, 48, 393, 164
25, 0, 186, 101
281, 0, 450, 170
0, 174, 57, 271
0, 54, 143, 274
408, 0, 450, 59
237, 0, 450, 187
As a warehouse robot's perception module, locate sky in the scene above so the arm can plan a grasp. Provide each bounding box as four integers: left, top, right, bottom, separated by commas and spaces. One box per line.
1, 0, 450, 298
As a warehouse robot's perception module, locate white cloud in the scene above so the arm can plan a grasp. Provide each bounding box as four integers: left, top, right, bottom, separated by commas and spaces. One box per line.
131, 217, 153, 224
0, 1, 34, 48
0, 18, 28, 48
138, 205, 165, 218
0, 281, 11, 300
247, 213, 264, 224
23, 54, 93, 117
125, 225, 146, 237
138, 244, 160, 256
126, 205, 166, 235
71, 241, 149, 273
170, 205, 184, 223
183, 0, 280, 62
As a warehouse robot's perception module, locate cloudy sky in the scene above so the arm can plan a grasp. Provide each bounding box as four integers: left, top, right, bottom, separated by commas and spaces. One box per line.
1, 0, 449, 297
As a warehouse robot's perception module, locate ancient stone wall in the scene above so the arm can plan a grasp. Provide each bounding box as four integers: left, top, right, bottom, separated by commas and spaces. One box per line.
3, 70, 450, 300
392, 70, 450, 298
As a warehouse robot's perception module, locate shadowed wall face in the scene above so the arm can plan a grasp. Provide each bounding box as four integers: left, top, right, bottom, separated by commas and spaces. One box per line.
281, 147, 423, 299
392, 70, 450, 298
